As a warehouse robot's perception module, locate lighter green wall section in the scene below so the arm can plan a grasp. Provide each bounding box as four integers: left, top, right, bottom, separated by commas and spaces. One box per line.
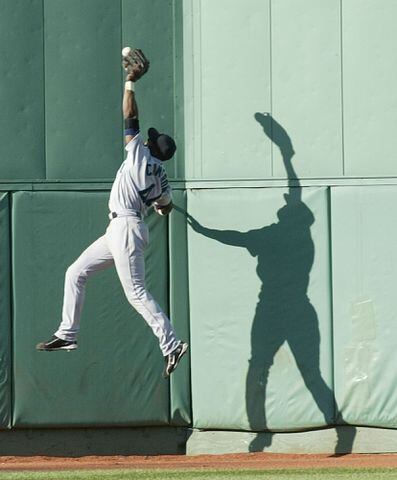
187, 187, 333, 431
182, 0, 397, 181
183, 0, 272, 179
272, 0, 343, 178
342, 0, 397, 176
332, 186, 397, 427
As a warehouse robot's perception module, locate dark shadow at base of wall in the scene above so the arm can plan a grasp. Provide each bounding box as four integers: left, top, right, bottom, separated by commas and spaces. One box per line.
0, 427, 187, 456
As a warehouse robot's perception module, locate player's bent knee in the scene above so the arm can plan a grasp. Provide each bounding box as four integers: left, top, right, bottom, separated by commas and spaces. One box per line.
65, 264, 88, 285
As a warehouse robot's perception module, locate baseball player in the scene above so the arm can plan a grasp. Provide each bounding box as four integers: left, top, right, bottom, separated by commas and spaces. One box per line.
37, 48, 188, 378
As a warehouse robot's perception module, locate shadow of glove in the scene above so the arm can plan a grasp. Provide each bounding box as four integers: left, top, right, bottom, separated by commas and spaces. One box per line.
254, 112, 295, 158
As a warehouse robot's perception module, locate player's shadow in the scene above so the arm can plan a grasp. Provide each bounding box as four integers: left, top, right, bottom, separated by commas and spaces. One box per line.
185, 114, 356, 455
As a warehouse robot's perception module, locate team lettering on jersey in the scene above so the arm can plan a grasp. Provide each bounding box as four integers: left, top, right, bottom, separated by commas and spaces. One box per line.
138, 162, 169, 206
146, 163, 163, 177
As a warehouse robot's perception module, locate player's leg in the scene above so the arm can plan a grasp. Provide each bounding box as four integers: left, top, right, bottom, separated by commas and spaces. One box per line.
288, 303, 357, 453
246, 305, 282, 451
288, 301, 334, 423
107, 217, 186, 374
37, 235, 114, 350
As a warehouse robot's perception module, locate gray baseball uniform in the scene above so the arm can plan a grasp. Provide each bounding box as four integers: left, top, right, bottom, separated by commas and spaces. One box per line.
55, 133, 180, 356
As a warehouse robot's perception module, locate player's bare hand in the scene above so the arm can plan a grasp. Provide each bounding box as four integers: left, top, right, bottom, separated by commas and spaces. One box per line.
155, 202, 173, 216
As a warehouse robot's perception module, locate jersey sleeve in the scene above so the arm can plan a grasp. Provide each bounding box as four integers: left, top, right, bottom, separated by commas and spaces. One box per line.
125, 133, 145, 164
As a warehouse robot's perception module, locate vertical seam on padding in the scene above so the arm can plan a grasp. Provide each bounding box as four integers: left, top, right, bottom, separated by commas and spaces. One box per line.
42, 0, 47, 179
340, 0, 345, 176
8, 194, 14, 428
269, 0, 274, 177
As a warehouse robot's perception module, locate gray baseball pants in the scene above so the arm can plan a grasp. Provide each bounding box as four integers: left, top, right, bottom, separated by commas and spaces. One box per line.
55, 215, 179, 356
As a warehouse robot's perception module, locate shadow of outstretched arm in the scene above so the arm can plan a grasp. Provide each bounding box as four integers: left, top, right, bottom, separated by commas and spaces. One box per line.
255, 113, 301, 203
181, 209, 248, 248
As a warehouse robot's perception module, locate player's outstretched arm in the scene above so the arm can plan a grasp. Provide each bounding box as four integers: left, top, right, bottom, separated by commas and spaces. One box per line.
122, 48, 150, 144
123, 73, 139, 144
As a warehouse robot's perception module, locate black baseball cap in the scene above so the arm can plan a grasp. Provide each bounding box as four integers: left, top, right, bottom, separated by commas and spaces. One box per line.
148, 127, 176, 161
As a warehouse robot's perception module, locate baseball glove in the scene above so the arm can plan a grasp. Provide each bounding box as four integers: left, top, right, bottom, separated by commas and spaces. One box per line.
122, 48, 150, 81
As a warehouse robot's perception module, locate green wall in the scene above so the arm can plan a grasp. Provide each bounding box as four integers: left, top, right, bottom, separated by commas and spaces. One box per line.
0, 0, 45, 179
332, 186, 397, 427
44, 0, 122, 179
180, 0, 397, 439
1, 0, 397, 451
0, 0, 181, 181
12, 192, 170, 427
187, 187, 333, 431
0, 0, 189, 431
183, 0, 397, 180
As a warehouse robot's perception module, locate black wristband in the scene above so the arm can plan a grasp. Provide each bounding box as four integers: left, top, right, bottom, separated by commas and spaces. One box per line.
124, 117, 140, 135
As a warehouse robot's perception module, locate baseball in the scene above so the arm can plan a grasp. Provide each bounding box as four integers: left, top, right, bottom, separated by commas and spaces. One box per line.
122, 47, 132, 57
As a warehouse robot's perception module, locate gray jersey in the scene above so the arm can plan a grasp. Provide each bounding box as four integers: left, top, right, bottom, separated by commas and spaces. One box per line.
108, 133, 171, 215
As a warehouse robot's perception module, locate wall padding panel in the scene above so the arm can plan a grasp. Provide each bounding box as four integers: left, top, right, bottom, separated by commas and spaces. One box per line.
184, 0, 272, 179
169, 190, 191, 425
272, 0, 343, 178
187, 187, 333, 431
122, 0, 177, 179
332, 186, 397, 427
0, 0, 45, 180
0, 194, 11, 428
44, 0, 122, 179
343, 0, 397, 176
12, 192, 169, 427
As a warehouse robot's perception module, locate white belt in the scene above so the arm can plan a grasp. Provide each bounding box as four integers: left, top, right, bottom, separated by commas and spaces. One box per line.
108, 209, 141, 220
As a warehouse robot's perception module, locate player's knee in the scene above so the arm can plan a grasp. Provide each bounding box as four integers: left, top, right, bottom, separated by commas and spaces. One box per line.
65, 263, 88, 285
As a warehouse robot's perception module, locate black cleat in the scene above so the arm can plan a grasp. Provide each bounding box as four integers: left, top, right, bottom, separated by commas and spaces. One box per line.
163, 342, 188, 378
36, 335, 77, 352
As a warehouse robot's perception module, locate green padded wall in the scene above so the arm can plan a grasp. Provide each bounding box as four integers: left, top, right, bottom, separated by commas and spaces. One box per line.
187, 187, 333, 431
12, 191, 169, 427
169, 190, 191, 425
0, 0, 45, 180
272, 0, 343, 178
183, 0, 272, 179
44, 0, 122, 179
122, 0, 178, 179
332, 186, 397, 427
0, 194, 11, 428
343, 1, 397, 176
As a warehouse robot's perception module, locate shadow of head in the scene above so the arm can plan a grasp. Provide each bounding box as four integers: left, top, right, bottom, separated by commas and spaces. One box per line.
254, 112, 295, 159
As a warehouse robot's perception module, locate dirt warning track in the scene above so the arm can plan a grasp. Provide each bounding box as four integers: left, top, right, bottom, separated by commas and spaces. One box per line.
0, 453, 397, 472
